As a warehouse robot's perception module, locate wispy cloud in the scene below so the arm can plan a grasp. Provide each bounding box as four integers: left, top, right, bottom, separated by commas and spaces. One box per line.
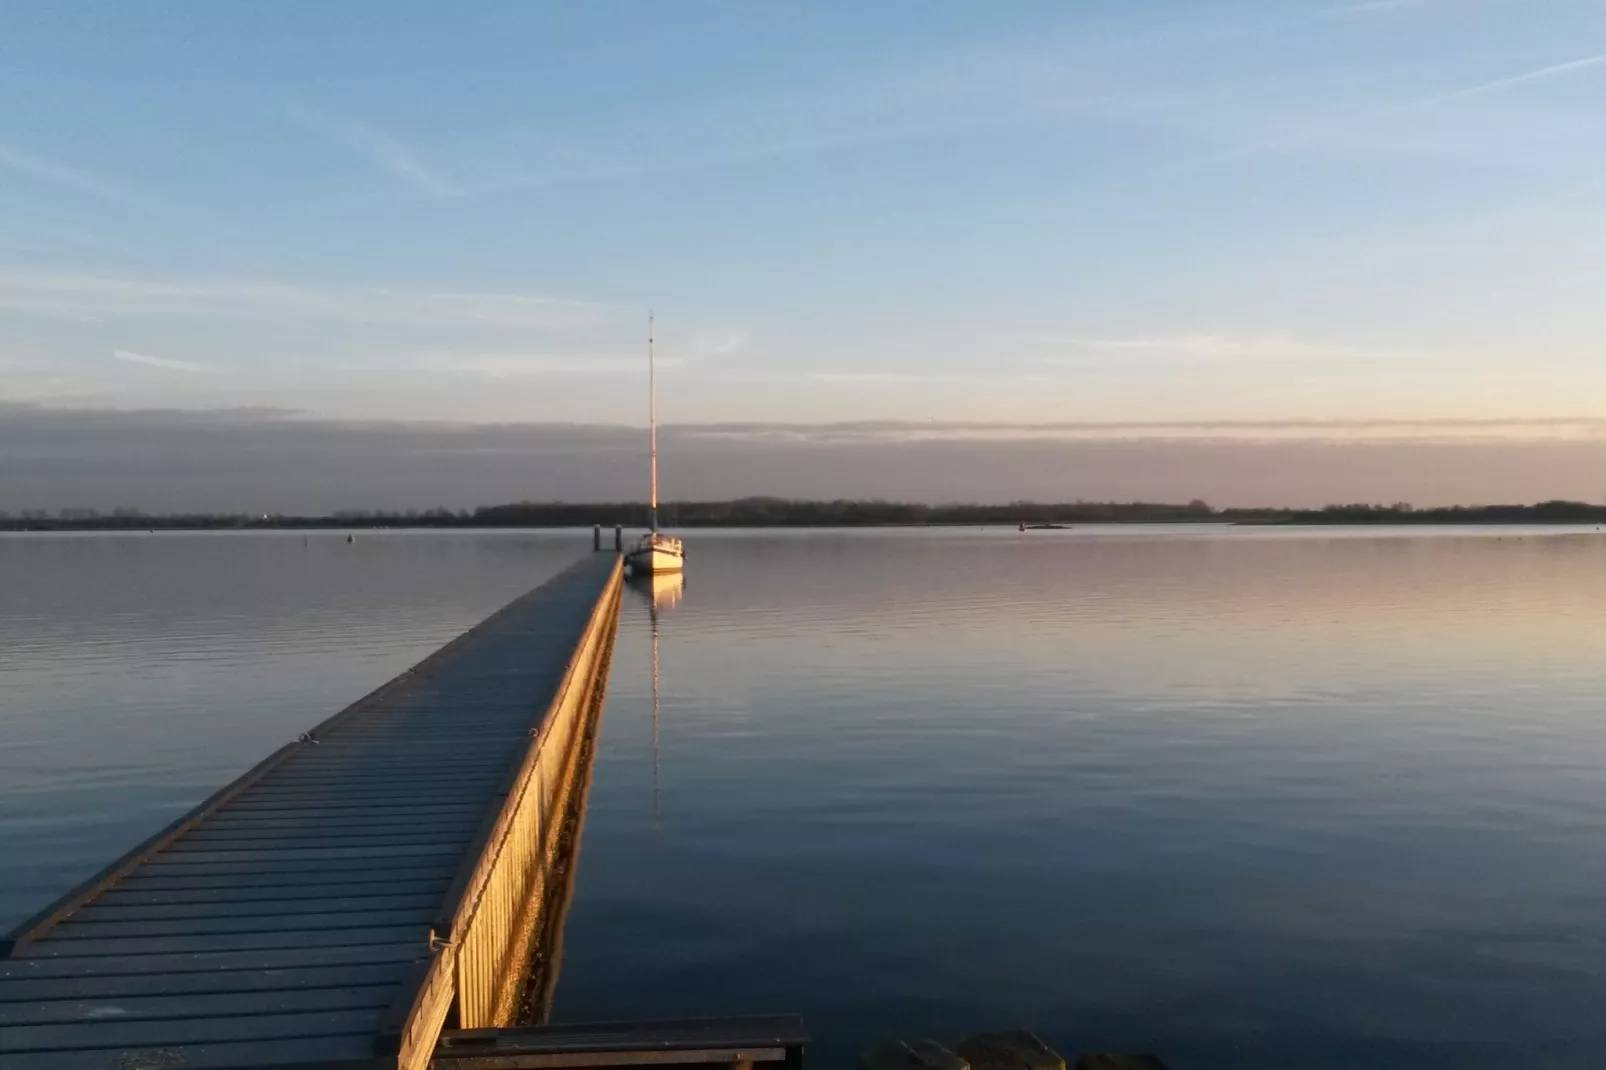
113, 349, 213, 374
1031, 333, 1433, 365
268, 27, 1206, 197
809, 371, 974, 385
1156, 45, 1606, 177
687, 329, 751, 360
257, 3, 1441, 199
485, 2, 1449, 193
281, 102, 464, 197
1318, 0, 1424, 16
357, 330, 753, 380
362, 351, 651, 378
0, 144, 159, 208
1412, 50, 1606, 109
0, 272, 599, 329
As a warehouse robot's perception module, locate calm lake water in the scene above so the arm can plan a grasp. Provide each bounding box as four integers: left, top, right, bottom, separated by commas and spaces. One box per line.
2, 527, 1604, 1068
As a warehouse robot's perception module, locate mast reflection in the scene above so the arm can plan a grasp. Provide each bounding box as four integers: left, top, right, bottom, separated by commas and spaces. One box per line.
627, 571, 683, 821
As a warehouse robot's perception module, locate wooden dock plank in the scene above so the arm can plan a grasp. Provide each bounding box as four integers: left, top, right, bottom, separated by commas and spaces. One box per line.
44, 908, 435, 940
172, 830, 476, 849
108, 861, 452, 886
227, 786, 502, 802
72, 895, 444, 923
133, 856, 461, 876
276, 752, 517, 765
2, 1007, 382, 1052
0, 942, 426, 979
251, 774, 509, 789
234, 774, 507, 790
260, 764, 511, 779
255, 766, 512, 781
194, 803, 481, 819
185, 817, 482, 835
94, 881, 453, 907
21, 926, 428, 958
0, 1033, 379, 1070
435, 1015, 812, 1056
0, 984, 396, 1027
0, 963, 407, 1003
176, 819, 478, 835
302, 731, 523, 743
280, 740, 521, 754
218, 795, 499, 811
195, 800, 493, 816
145, 843, 466, 864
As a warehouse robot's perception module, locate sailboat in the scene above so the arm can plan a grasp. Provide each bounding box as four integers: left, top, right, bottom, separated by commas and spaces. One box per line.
625, 311, 686, 575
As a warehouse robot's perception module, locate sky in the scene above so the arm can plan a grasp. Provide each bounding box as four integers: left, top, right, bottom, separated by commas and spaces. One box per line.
1, 1, 1604, 507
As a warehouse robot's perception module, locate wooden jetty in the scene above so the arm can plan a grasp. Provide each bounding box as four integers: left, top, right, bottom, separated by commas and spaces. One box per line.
0, 553, 624, 1070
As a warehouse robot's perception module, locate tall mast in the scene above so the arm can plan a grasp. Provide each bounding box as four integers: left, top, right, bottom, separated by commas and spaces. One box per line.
648, 310, 658, 532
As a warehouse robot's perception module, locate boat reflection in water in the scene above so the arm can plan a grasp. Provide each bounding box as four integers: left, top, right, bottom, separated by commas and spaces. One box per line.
631, 569, 685, 613
627, 570, 683, 820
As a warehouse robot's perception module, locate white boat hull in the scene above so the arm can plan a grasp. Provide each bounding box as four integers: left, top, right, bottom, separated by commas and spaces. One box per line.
626, 543, 685, 574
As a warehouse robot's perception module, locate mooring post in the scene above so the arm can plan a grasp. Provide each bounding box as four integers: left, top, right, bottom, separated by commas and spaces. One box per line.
614, 525, 623, 552
593, 525, 601, 552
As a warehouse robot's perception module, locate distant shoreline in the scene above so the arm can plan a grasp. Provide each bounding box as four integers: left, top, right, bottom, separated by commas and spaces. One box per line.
4, 498, 1603, 532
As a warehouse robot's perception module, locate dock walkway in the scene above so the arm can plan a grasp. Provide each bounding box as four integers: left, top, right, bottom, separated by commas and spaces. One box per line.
0, 553, 623, 1070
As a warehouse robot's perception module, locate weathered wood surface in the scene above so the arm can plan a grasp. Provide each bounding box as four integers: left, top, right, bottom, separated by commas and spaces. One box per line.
0, 554, 622, 1070
433, 1016, 810, 1070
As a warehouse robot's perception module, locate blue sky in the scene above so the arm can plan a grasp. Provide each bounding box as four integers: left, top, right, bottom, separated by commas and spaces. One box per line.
1, 0, 1603, 433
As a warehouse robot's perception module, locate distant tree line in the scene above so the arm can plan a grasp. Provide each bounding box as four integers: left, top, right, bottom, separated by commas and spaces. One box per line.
471, 498, 1227, 527
2, 497, 1603, 531
1227, 500, 1606, 525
